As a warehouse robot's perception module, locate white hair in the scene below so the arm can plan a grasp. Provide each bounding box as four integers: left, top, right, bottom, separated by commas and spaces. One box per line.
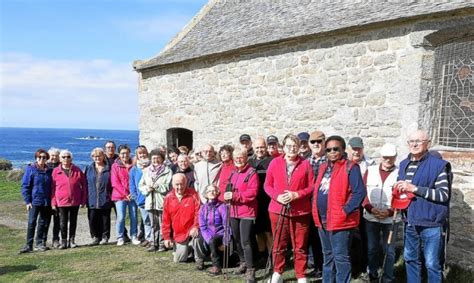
60, 149, 73, 159
90, 147, 105, 157
48, 147, 61, 155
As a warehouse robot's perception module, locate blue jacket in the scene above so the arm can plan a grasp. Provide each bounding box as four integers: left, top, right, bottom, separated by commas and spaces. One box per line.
21, 164, 53, 206
129, 165, 146, 207
398, 153, 448, 227
84, 162, 112, 209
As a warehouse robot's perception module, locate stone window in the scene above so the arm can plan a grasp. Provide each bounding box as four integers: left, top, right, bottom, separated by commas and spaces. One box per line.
432, 40, 473, 149
166, 127, 193, 150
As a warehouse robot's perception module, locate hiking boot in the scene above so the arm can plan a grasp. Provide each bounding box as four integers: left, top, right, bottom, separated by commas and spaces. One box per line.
233, 263, 246, 275
147, 245, 157, 252
99, 238, 109, 245
245, 268, 256, 283
208, 266, 222, 276
19, 245, 33, 254
69, 238, 77, 248
157, 245, 167, 252
90, 237, 100, 246
52, 240, 61, 249
140, 240, 149, 247
60, 239, 68, 249
34, 244, 49, 252
195, 259, 205, 271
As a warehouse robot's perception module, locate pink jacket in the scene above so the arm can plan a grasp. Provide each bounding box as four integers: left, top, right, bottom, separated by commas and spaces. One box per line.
229, 163, 259, 218
111, 159, 133, 201
51, 165, 87, 207
264, 155, 313, 216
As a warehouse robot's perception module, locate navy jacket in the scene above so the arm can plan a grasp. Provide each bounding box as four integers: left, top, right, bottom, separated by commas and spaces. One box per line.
84, 162, 113, 209
21, 164, 53, 206
399, 153, 449, 227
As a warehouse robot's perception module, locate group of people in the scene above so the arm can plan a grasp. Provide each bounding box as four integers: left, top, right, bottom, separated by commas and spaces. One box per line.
19, 129, 451, 283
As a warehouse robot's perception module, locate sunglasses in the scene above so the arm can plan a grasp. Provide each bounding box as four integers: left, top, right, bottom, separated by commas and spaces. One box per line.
325, 147, 340, 153
61, 156, 71, 159
38, 155, 48, 160
310, 139, 323, 144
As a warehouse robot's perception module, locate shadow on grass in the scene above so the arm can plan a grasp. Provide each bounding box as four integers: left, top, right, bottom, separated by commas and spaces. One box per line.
0, 264, 37, 276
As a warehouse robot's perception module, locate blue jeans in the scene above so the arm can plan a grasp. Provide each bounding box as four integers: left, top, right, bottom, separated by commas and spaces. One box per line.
318, 228, 353, 283
26, 205, 52, 247
115, 200, 138, 240
139, 206, 153, 241
365, 220, 398, 282
404, 224, 443, 283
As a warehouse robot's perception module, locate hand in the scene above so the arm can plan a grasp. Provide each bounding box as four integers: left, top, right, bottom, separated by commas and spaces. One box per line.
218, 244, 225, 252
189, 227, 199, 238
52, 206, 57, 211
164, 240, 174, 249
395, 181, 417, 193
223, 192, 233, 201
376, 209, 390, 220
148, 187, 155, 193
371, 207, 381, 218
126, 194, 132, 201
277, 192, 291, 204
285, 190, 299, 202
80, 204, 85, 208
26, 203, 32, 211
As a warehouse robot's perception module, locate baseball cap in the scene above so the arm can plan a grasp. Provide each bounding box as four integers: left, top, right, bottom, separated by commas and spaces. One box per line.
348, 137, 364, 148
309, 130, 325, 141
380, 143, 397, 157
297, 132, 310, 142
239, 134, 251, 142
391, 187, 415, 210
266, 135, 279, 145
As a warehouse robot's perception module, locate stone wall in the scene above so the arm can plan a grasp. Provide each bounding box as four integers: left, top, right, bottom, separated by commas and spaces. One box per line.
137, 15, 473, 269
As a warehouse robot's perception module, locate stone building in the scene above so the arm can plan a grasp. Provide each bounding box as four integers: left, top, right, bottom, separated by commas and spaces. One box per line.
134, 1, 474, 270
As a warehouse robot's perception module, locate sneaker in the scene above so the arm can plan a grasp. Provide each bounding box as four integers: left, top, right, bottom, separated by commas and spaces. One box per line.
69, 238, 77, 249
270, 272, 283, 283
60, 240, 68, 249
99, 238, 109, 245
117, 239, 125, 246
90, 237, 100, 246
34, 244, 49, 252
147, 246, 158, 252
233, 263, 246, 275
297, 278, 308, 283
208, 266, 222, 276
195, 259, 205, 271
131, 237, 141, 245
19, 245, 33, 254
52, 240, 61, 249
140, 240, 149, 247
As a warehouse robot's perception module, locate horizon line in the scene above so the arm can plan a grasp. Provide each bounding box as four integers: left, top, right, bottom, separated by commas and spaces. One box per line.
0, 126, 139, 132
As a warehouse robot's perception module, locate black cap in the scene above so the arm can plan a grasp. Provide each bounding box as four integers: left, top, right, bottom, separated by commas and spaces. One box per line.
239, 134, 251, 142
297, 132, 310, 142
266, 135, 279, 145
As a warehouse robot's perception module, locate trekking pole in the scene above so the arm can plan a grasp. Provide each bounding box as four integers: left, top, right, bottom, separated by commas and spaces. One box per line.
150, 188, 158, 253
223, 202, 231, 280
264, 203, 290, 281
379, 209, 398, 283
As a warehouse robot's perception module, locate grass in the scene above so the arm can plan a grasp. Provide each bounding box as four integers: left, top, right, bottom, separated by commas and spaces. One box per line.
0, 171, 473, 282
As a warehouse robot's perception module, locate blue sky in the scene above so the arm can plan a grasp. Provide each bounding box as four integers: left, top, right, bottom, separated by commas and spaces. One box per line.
0, 0, 208, 130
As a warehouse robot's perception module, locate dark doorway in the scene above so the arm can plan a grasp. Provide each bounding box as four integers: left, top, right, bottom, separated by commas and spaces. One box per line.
166, 128, 193, 150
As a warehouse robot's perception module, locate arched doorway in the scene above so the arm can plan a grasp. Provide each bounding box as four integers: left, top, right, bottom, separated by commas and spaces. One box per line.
166, 128, 193, 150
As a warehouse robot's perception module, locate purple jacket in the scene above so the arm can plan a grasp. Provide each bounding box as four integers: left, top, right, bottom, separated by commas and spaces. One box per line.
198, 200, 231, 244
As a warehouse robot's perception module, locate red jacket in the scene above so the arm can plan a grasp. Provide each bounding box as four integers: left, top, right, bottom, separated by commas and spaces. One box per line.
162, 188, 201, 244
111, 159, 133, 201
312, 159, 360, 231
264, 155, 313, 216
218, 161, 235, 202
51, 165, 87, 207
228, 163, 259, 218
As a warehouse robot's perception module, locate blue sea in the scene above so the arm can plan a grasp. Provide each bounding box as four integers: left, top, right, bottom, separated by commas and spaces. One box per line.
0, 127, 139, 169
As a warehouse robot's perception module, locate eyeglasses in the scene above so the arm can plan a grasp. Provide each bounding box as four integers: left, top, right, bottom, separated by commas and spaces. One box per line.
325, 147, 340, 153
38, 155, 48, 160
407, 140, 429, 145
61, 156, 71, 159
92, 155, 102, 158
310, 139, 323, 144
105, 146, 115, 149
285, 145, 298, 150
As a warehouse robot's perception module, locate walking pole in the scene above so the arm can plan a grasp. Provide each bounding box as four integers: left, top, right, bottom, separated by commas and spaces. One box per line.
150, 189, 158, 253
379, 209, 398, 283
264, 203, 289, 281
223, 202, 231, 280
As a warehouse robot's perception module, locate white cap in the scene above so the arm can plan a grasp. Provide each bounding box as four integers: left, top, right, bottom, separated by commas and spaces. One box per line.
380, 143, 397, 157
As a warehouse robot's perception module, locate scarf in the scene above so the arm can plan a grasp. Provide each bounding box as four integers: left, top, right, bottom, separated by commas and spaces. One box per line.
137, 158, 151, 169
149, 164, 165, 183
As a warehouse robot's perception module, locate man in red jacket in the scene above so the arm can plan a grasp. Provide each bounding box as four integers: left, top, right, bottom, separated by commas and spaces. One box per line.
162, 173, 206, 269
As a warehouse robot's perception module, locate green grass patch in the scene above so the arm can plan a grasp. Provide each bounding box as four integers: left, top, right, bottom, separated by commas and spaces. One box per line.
0, 171, 22, 202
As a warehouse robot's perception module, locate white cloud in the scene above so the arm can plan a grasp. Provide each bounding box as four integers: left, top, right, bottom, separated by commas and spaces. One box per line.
0, 52, 139, 130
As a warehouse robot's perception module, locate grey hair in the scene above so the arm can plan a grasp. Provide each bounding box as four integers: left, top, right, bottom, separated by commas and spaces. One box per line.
232, 146, 248, 158
59, 149, 73, 159
90, 147, 105, 157
48, 147, 61, 155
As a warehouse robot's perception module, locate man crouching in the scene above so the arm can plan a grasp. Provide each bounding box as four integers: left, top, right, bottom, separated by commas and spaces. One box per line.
162, 173, 206, 269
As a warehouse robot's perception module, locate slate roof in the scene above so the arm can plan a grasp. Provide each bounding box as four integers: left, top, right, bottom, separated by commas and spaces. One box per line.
134, 0, 474, 71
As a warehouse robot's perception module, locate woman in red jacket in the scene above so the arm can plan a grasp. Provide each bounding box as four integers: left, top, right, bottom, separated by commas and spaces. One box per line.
223, 146, 258, 283
51, 150, 87, 249
264, 134, 313, 283
218, 144, 234, 202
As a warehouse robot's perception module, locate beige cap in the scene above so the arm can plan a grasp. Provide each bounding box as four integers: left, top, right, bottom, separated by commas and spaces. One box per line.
309, 130, 326, 141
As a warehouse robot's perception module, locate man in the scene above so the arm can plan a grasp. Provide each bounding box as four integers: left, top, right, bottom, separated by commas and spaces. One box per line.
240, 134, 255, 157
248, 137, 273, 267
298, 132, 312, 159
347, 137, 375, 176
362, 143, 400, 283
312, 135, 366, 283
104, 140, 119, 166
266, 135, 280, 158
193, 144, 221, 203
46, 147, 61, 248
395, 130, 450, 283
176, 154, 195, 188
162, 173, 206, 268
307, 130, 326, 277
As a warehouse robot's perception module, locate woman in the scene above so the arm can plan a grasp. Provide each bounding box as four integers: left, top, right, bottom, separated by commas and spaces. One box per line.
176, 154, 195, 188
223, 147, 258, 283
139, 149, 172, 252
217, 145, 234, 202
46, 147, 61, 249
51, 150, 87, 249
111, 144, 140, 246
129, 145, 152, 247
84, 147, 113, 245
264, 134, 313, 283
19, 149, 53, 253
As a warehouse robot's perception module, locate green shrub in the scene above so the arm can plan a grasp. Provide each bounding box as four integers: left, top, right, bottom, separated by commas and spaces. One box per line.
0, 158, 13, 170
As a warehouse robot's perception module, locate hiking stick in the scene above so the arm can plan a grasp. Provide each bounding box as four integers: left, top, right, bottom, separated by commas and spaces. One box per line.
223, 202, 231, 280
379, 209, 398, 283
264, 203, 289, 281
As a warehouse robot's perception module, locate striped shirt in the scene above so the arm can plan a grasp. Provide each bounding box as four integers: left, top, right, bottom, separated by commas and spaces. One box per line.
405, 160, 450, 203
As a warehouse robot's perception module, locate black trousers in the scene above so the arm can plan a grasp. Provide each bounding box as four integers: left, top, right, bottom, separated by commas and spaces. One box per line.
59, 206, 79, 240
209, 236, 224, 267
88, 208, 111, 240
26, 205, 52, 247
230, 218, 255, 268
